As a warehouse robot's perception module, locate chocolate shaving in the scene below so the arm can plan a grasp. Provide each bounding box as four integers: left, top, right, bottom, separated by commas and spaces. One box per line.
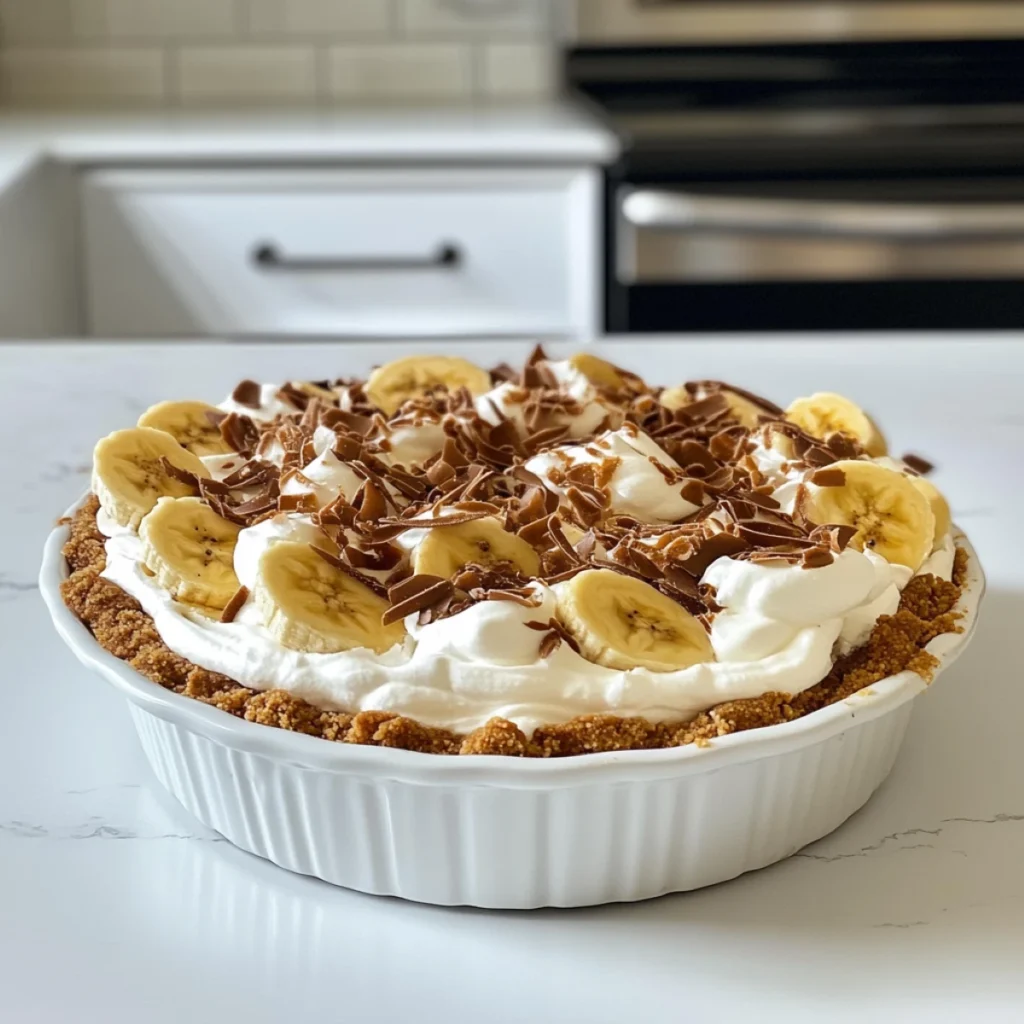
810, 467, 846, 487
675, 531, 749, 576
809, 523, 858, 552
276, 382, 311, 412
902, 452, 935, 475
825, 432, 862, 459
231, 379, 262, 409
524, 616, 581, 657
678, 392, 731, 426
220, 412, 260, 455
220, 459, 275, 490
565, 486, 605, 527
801, 547, 834, 569
231, 490, 280, 519
219, 585, 249, 623
354, 479, 388, 523
158, 456, 203, 492
311, 545, 388, 598
278, 492, 319, 513
484, 588, 542, 608
615, 542, 664, 580
383, 575, 454, 626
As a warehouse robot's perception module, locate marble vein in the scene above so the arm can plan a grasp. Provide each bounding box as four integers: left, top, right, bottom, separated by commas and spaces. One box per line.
796, 813, 1024, 863
0, 574, 40, 602
0, 818, 227, 842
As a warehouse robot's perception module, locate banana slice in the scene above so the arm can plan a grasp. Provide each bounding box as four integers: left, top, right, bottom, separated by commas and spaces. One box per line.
555, 568, 713, 672
137, 400, 231, 457
659, 386, 690, 412
909, 476, 951, 544
568, 353, 631, 392
412, 518, 540, 579
786, 392, 887, 456
804, 460, 935, 569
365, 356, 491, 415
139, 496, 241, 609
660, 385, 763, 428
253, 541, 404, 654
93, 426, 212, 529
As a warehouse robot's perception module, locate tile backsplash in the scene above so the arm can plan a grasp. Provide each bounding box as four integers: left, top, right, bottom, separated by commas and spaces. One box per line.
0, 0, 562, 107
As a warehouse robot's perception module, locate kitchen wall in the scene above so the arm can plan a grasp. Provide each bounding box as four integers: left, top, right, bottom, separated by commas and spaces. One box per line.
0, 0, 564, 108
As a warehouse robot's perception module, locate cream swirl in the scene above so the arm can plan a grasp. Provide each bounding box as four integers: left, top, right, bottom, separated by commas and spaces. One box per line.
525, 425, 701, 522
280, 449, 363, 508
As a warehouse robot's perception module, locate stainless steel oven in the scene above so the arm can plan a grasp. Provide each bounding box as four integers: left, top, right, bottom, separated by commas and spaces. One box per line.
575, 1, 1024, 47
568, 3, 1024, 331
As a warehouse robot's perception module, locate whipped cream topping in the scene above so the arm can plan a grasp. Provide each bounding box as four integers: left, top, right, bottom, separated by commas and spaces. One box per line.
280, 449, 364, 508
525, 425, 701, 522
703, 547, 916, 664
745, 429, 805, 515
94, 354, 961, 737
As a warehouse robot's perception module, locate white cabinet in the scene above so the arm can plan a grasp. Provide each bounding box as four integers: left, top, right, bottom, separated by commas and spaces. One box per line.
81, 168, 599, 339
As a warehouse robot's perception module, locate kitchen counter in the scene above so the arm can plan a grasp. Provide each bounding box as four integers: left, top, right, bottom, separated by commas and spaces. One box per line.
0, 105, 618, 169
0, 146, 42, 193
4, 336, 1022, 1023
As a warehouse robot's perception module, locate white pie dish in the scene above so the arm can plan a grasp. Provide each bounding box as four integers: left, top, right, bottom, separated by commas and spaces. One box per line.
40, 497, 985, 909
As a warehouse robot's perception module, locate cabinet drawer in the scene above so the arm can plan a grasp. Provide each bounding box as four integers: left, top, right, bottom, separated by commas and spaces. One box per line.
82, 168, 598, 339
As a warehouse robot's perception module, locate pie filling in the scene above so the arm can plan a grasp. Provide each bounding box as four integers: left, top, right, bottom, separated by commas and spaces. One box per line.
60, 348, 967, 756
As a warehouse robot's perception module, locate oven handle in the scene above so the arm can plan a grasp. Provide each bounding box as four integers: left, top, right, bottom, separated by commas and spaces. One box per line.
622, 190, 1024, 241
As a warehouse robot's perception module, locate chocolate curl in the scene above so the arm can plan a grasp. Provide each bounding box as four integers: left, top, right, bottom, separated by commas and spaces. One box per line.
524, 617, 580, 657
311, 545, 388, 598
220, 412, 260, 454
383, 575, 454, 626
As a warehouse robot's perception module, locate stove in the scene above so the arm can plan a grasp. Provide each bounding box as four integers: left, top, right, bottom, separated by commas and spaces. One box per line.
568, 2, 1024, 332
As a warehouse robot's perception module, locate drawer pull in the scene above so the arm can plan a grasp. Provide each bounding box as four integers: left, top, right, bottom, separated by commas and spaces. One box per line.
252, 242, 461, 272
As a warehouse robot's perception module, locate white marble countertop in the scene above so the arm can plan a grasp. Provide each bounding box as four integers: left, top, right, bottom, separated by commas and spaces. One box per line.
0, 105, 618, 170
4, 336, 1022, 1023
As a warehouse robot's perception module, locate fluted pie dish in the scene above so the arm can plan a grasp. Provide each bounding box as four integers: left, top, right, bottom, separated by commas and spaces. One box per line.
41, 347, 984, 907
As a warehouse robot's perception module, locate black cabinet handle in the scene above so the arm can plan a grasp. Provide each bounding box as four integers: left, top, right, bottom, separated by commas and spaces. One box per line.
251, 241, 461, 272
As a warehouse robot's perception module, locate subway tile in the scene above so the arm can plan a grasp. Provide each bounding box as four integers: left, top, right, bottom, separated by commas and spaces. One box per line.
175, 46, 318, 105
327, 42, 472, 101
0, 46, 165, 105
71, 0, 237, 41
479, 41, 556, 98
398, 0, 548, 37
245, 0, 391, 38
0, 0, 72, 44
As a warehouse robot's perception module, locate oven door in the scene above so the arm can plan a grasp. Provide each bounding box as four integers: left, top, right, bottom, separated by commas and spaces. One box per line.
613, 179, 1024, 331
